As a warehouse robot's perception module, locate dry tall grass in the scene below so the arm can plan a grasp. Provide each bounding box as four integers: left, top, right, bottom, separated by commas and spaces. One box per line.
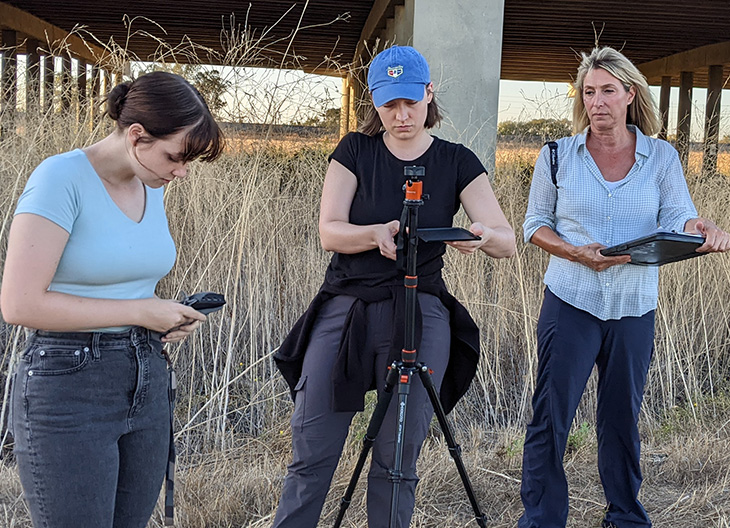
1, 38, 730, 528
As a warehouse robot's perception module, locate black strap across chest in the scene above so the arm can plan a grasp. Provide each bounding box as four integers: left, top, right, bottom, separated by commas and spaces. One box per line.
546, 140, 558, 186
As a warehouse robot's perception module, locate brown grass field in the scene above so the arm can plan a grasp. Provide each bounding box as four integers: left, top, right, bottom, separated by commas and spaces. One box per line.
0, 74, 730, 527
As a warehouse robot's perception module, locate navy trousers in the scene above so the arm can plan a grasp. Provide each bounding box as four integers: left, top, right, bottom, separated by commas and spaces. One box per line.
519, 288, 655, 528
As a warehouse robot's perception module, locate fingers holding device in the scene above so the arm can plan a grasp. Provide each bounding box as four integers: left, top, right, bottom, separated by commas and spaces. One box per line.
181, 291, 226, 314
162, 291, 226, 342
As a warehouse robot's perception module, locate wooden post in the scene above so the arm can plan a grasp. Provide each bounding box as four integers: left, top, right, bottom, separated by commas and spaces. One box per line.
77, 59, 87, 105
348, 76, 357, 132
676, 71, 693, 170
339, 75, 350, 138
76, 59, 87, 126
90, 64, 100, 127
25, 38, 40, 114
351, 70, 365, 131
43, 54, 54, 113
702, 65, 724, 176
1, 30, 18, 138
102, 69, 110, 99
658, 75, 671, 141
60, 55, 72, 111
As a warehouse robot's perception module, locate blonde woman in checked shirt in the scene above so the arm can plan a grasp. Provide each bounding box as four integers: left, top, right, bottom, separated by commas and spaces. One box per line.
519, 47, 730, 528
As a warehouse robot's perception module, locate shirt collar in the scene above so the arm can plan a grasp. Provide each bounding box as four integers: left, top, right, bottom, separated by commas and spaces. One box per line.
578, 124, 650, 160
629, 125, 650, 159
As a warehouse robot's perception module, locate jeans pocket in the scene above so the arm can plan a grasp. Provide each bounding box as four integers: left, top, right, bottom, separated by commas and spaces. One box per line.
26, 344, 90, 376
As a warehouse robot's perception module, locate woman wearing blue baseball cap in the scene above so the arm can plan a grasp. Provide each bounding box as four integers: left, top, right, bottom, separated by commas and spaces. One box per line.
272, 45, 515, 527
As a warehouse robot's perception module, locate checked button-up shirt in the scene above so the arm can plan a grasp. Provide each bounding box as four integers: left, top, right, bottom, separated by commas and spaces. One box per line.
523, 126, 698, 321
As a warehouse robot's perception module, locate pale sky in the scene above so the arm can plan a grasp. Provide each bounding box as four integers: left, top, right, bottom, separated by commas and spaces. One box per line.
248, 69, 730, 141
8, 57, 727, 140
499, 80, 730, 141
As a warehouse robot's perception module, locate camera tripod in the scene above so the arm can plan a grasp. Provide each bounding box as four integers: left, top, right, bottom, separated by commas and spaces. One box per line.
333, 166, 488, 528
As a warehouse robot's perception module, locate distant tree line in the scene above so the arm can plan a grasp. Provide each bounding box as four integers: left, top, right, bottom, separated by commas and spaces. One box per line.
498, 118, 572, 139
498, 120, 730, 144
295, 115, 574, 138
294, 107, 340, 133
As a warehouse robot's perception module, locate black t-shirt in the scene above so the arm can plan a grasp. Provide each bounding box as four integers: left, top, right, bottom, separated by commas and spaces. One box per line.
326, 131, 486, 287
276, 132, 486, 413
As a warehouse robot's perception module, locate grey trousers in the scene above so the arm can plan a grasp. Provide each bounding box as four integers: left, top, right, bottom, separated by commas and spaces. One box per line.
272, 293, 450, 528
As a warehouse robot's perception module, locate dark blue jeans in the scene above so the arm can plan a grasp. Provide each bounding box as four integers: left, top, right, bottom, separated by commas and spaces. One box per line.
10, 327, 171, 528
519, 288, 654, 528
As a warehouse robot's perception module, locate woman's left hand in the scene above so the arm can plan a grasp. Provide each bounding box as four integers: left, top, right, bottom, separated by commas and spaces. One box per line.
446, 222, 490, 255
162, 318, 203, 343
691, 218, 730, 253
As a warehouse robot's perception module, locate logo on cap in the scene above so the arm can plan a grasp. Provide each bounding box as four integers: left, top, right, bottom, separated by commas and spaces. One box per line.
387, 65, 403, 78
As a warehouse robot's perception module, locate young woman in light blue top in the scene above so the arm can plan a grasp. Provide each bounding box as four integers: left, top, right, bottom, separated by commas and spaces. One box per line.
519, 47, 730, 528
1, 71, 224, 528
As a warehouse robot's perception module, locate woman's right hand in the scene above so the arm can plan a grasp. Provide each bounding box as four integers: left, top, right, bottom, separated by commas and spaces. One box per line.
375, 220, 401, 260
136, 298, 207, 334
571, 242, 631, 272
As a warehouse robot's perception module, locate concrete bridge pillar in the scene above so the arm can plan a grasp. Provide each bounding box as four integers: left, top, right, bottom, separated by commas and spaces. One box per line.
411, 0, 504, 175
357, 0, 504, 175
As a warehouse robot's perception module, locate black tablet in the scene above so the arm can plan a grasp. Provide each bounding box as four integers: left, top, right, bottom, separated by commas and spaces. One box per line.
417, 227, 481, 242
600, 232, 706, 266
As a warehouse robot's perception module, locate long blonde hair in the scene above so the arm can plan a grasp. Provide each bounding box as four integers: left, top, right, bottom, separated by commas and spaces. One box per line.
572, 47, 661, 136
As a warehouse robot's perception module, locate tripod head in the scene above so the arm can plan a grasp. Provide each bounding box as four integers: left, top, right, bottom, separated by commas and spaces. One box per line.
403, 165, 424, 202
397, 166, 426, 272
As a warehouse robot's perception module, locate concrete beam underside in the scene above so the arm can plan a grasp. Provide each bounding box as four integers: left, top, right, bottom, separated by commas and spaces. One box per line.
0, 2, 107, 65
639, 41, 730, 84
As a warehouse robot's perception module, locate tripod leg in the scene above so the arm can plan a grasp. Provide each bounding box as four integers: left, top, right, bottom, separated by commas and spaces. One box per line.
388, 366, 415, 528
417, 365, 489, 528
333, 364, 400, 528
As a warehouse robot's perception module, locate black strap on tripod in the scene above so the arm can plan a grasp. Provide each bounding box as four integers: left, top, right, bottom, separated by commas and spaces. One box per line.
395, 205, 409, 272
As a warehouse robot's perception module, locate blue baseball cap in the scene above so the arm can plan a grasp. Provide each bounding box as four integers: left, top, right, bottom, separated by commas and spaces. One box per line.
367, 46, 431, 108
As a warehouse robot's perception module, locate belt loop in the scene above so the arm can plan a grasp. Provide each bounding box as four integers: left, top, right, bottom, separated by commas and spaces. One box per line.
132, 326, 150, 346
91, 332, 101, 360
130, 326, 141, 346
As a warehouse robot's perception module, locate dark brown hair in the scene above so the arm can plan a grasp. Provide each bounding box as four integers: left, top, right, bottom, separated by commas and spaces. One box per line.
106, 71, 224, 162
358, 91, 443, 136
